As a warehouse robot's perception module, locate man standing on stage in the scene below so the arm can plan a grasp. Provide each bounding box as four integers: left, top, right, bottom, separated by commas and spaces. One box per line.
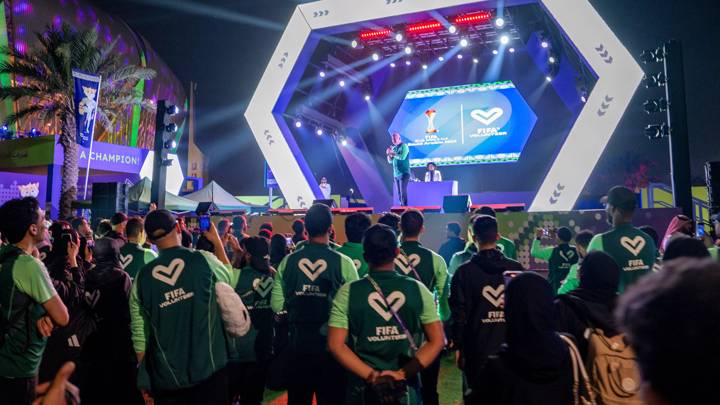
387, 132, 411, 206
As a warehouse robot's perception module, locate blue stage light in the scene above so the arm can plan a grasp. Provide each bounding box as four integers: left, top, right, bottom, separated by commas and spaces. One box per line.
351, 40, 358, 48
546, 76, 553, 82
548, 56, 556, 64
390, 62, 396, 68
405, 60, 412, 66
473, 58, 479, 64
457, 54, 463, 59
492, 49, 499, 55
509, 47, 515, 53
495, 18, 505, 28
295, 120, 302, 128
319, 71, 326, 78
541, 41, 549, 49
395, 33, 403, 42
500, 35, 510, 45
339, 80, 346, 87
365, 95, 371, 101
422, 64, 428, 70
460, 38, 469, 48
316, 128, 323, 136
372, 53, 380, 61
448, 25, 457, 34
438, 56, 444, 62
404, 46, 412, 55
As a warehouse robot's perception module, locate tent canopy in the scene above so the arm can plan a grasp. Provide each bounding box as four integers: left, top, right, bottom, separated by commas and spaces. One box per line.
128, 178, 199, 213
183, 181, 250, 212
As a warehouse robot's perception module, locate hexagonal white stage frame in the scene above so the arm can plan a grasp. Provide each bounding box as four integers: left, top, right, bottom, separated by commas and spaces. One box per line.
245, 0, 644, 211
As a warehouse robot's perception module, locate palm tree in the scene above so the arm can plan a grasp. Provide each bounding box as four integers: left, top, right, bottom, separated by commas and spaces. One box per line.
0, 24, 156, 218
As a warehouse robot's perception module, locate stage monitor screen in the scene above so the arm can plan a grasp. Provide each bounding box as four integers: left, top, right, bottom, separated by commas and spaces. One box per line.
389, 80, 537, 168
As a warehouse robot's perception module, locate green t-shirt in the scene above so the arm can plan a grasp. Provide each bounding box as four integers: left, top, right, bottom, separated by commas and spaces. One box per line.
531, 240, 579, 294
120, 242, 157, 280
295, 239, 341, 251
395, 241, 449, 321
710, 247, 719, 262
557, 262, 580, 295
271, 242, 359, 354
228, 266, 275, 363
337, 242, 369, 278
0, 245, 57, 378
588, 223, 657, 293
130, 246, 232, 391
497, 237, 517, 260
390, 143, 410, 178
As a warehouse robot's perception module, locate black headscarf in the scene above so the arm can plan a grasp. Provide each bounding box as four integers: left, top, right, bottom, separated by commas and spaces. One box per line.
571, 251, 620, 304
503, 272, 569, 379
93, 237, 122, 271
662, 235, 710, 262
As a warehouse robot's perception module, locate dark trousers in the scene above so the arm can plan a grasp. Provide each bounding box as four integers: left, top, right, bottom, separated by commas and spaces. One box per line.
227, 361, 267, 405
153, 368, 228, 405
287, 351, 346, 405
420, 355, 441, 405
0, 375, 37, 405
395, 174, 410, 206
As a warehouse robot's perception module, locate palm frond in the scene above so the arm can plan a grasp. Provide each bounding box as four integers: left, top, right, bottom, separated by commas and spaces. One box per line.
5, 105, 47, 125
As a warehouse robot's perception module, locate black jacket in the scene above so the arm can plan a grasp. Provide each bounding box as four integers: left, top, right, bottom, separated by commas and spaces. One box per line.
554, 293, 618, 359
438, 237, 466, 266
449, 249, 524, 385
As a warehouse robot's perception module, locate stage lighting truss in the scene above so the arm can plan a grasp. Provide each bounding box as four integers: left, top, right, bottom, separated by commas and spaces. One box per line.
246, 0, 645, 211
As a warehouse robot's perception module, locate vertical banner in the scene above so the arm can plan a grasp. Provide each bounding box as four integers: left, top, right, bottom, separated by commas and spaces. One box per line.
72, 69, 102, 199
72, 69, 102, 147
264, 162, 278, 189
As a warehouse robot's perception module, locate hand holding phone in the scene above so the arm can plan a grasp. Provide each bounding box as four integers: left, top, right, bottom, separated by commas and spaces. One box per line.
199, 216, 211, 232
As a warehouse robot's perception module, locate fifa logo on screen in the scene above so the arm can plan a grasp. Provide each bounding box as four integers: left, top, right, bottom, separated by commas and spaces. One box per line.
424, 109, 438, 133
470, 108, 504, 126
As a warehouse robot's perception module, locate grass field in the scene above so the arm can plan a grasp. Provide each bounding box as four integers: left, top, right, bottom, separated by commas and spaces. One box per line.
262, 353, 463, 405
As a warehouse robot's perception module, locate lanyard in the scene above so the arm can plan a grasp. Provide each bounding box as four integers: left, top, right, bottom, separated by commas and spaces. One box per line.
366, 275, 418, 351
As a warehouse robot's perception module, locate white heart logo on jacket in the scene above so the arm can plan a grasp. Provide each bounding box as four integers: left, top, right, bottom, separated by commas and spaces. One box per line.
120, 254, 134, 269
482, 285, 505, 308
620, 236, 646, 256
252, 277, 274, 297
470, 108, 504, 126
298, 258, 327, 282
84, 290, 101, 308
368, 291, 406, 322
152, 258, 185, 286
394, 254, 421, 275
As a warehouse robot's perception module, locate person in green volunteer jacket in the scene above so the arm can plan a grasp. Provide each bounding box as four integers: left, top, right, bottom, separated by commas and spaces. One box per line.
120, 217, 157, 281
588, 186, 657, 293
557, 230, 595, 294
271, 203, 359, 405
0, 197, 69, 404
448, 216, 479, 278
338, 213, 372, 278
387, 132, 411, 206
227, 236, 275, 405
130, 210, 234, 405
328, 224, 445, 405
395, 209, 449, 405
531, 227, 579, 294
474, 207, 517, 260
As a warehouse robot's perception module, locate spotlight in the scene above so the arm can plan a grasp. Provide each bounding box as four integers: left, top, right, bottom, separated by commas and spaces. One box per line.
165, 123, 178, 133
164, 139, 177, 149
457, 54, 463, 59
548, 56, 556, 64
1, 125, 7, 132
29, 128, 40, 137
495, 17, 505, 28
643, 98, 668, 114
546, 76, 553, 82
541, 41, 549, 49
473, 58, 479, 64
294, 120, 302, 128
422, 64, 428, 70
492, 49, 499, 55
372, 53, 380, 61
509, 47, 515, 53
339, 80, 346, 87
404, 46, 412, 55
643, 72, 666, 88
341, 138, 348, 146
390, 62, 396, 68
448, 25, 457, 34
395, 33, 403, 42
166, 105, 180, 116
580, 95, 587, 103
405, 60, 412, 66
460, 38, 469, 48
316, 128, 323, 136
438, 56, 445, 61
645, 123, 670, 139
364, 95, 371, 101
351, 40, 358, 48
500, 35, 510, 45
319, 71, 326, 78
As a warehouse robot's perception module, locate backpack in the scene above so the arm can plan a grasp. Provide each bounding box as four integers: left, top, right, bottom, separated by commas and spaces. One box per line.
560, 295, 642, 405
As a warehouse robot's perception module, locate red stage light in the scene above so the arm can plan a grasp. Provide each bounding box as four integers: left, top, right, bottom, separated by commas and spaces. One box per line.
406, 21, 443, 35
454, 11, 493, 25
359, 29, 392, 40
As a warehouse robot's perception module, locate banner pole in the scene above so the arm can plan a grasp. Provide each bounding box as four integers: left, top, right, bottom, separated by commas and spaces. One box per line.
82, 75, 102, 200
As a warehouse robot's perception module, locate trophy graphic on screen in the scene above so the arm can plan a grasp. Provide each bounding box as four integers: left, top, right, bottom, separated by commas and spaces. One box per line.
425, 109, 438, 133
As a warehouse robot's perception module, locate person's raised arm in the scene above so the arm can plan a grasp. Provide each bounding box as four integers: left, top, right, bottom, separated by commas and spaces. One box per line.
203, 221, 230, 265
530, 237, 554, 261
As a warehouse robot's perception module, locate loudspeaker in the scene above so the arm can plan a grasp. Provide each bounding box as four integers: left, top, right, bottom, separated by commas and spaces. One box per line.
91, 182, 129, 222
443, 195, 472, 213
313, 199, 336, 208
705, 161, 720, 214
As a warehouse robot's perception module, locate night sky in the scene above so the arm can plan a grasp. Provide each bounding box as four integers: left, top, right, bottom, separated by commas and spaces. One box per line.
93, 0, 720, 196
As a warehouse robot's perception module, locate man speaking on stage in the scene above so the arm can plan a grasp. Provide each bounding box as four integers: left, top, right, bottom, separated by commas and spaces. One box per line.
387, 132, 411, 206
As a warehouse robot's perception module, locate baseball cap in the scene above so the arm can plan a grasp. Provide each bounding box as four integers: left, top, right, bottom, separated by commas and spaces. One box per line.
606, 186, 637, 212
144, 210, 177, 241
244, 236, 270, 258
